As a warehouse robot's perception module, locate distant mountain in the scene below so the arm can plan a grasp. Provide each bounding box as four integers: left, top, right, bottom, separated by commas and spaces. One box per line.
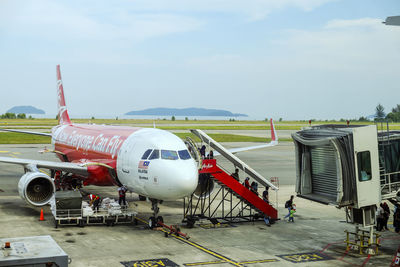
7, 106, 45, 114
125, 107, 248, 117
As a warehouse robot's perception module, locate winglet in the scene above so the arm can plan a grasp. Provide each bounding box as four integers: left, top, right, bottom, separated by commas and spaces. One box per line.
56, 65, 71, 125
270, 119, 278, 144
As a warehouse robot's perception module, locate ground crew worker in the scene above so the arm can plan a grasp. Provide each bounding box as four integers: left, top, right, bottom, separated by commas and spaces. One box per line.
89, 193, 101, 212
118, 186, 127, 207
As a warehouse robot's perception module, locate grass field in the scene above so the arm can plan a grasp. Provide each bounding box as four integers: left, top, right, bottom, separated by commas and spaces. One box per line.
0, 131, 293, 144
0, 132, 52, 144
1, 118, 399, 130
1, 118, 399, 144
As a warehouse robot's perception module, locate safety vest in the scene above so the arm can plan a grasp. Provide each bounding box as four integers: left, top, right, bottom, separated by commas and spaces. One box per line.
90, 194, 99, 201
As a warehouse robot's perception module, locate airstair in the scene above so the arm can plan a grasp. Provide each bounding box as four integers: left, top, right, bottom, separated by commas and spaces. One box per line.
190, 129, 278, 191
183, 130, 278, 226
200, 159, 278, 218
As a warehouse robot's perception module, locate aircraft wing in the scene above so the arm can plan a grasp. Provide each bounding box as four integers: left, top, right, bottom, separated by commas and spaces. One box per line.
218, 141, 278, 155
0, 157, 88, 175
212, 118, 278, 156
0, 128, 51, 137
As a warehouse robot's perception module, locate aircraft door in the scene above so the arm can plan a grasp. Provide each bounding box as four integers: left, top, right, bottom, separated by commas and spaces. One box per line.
121, 139, 136, 174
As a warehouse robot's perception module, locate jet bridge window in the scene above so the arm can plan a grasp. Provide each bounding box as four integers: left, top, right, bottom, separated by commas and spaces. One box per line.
141, 149, 153, 160
357, 151, 372, 181
161, 150, 179, 160
178, 150, 191, 160
149, 149, 160, 160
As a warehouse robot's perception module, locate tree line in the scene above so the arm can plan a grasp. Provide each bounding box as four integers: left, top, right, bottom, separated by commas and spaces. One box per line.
0, 113, 33, 119
375, 104, 400, 122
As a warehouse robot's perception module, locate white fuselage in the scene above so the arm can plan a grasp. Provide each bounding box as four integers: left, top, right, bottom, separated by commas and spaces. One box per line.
116, 128, 199, 200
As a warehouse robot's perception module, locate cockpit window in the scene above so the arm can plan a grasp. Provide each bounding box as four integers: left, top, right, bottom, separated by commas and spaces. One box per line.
178, 150, 191, 160
161, 150, 179, 160
141, 149, 153, 160
149, 149, 160, 160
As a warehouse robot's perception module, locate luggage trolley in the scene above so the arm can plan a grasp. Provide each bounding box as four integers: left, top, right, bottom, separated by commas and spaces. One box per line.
51, 190, 84, 228
51, 191, 138, 228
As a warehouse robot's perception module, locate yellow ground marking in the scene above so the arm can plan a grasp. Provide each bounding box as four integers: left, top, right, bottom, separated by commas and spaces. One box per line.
184, 260, 224, 266
184, 258, 278, 266
239, 259, 278, 264
135, 217, 242, 267
0, 151, 10, 153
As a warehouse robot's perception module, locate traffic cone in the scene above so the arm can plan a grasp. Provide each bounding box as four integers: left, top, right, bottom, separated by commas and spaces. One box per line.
39, 209, 45, 221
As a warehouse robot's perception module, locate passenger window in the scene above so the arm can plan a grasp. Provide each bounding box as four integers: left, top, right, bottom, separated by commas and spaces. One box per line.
149, 149, 160, 160
178, 150, 191, 160
141, 149, 153, 160
357, 151, 372, 181
161, 150, 179, 160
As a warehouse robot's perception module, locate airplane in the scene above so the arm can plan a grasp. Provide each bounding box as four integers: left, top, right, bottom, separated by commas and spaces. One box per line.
0, 65, 278, 228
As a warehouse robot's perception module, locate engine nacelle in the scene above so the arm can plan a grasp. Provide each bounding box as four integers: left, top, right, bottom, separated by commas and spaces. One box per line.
193, 173, 215, 199
18, 172, 55, 206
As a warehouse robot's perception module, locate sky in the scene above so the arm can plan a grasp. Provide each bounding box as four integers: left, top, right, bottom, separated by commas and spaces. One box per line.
0, 0, 399, 120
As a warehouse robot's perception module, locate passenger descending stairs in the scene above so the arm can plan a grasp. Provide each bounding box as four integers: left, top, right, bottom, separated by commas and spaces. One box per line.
200, 159, 278, 220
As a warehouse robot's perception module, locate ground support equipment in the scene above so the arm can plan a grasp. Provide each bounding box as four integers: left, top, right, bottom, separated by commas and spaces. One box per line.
344, 228, 381, 255
183, 159, 278, 227
52, 206, 137, 228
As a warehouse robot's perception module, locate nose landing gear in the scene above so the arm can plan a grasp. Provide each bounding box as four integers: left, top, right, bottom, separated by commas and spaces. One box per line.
148, 198, 164, 229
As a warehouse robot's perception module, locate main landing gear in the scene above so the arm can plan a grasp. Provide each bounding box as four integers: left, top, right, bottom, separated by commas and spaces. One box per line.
148, 198, 164, 229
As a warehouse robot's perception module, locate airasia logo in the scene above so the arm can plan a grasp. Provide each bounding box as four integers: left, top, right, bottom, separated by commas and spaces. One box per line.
202, 163, 214, 169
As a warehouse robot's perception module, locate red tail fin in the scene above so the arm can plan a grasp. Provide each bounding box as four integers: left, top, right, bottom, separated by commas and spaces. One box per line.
270, 119, 278, 142
56, 65, 71, 125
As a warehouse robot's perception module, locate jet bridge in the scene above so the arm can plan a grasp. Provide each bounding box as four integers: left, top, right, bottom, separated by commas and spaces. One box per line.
190, 129, 278, 191
292, 124, 400, 254
292, 124, 381, 211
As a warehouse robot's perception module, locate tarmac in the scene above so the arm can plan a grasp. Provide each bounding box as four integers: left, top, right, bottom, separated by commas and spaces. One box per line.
0, 142, 399, 267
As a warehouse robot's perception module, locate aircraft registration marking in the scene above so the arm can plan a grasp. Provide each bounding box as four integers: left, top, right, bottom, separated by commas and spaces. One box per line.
120, 258, 179, 267
277, 252, 332, 263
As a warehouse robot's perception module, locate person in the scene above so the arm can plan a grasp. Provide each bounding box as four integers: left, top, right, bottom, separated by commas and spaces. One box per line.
118, 185, 127, 207
264, 215, 271, 227
284, 195, 294, 220
231, 168, 240, 182
209, 150, 214, 159
376, 203, 385, 231
383, 202, 390, 230
89, 193, 101, 212
394, 207, 400, 233
262, 186, 269, 203
289, 204, 296, 222
199, 145, 206, 158
250, 182, 258, 195
244, 177, 250, 190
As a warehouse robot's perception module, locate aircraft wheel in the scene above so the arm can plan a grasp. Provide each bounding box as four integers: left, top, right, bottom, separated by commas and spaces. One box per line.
157, 216, 164, 225
148, 217, 156, 229
139, 195, 146, 201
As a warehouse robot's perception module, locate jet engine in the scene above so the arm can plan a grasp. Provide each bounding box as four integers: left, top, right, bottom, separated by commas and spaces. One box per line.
18, 172, 55, 206
193, 173, 215, 199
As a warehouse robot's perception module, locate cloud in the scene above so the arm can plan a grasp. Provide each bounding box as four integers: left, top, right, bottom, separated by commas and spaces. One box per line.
325, 18, 383, 29
0, 0, 203, 43
123, 0, 336, 21
180, 17, 400, 119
